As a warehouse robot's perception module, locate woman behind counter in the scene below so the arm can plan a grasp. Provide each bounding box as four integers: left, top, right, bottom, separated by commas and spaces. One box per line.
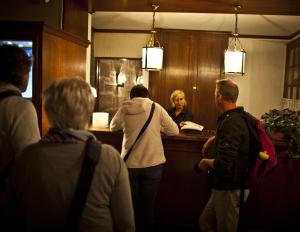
167, 90, 193, 128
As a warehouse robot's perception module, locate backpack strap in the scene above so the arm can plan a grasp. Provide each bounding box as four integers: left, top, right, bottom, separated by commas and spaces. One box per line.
0, 159, 15, 191
238, 112, 257, 208
242, 113, 260, 145
0, 90, 22, 191
123, 102, 155, 161
0, 90, 22, 101
66, 138, 102, 231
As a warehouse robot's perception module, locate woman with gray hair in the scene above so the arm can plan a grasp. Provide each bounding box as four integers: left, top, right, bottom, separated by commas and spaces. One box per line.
7, 77, 135, 232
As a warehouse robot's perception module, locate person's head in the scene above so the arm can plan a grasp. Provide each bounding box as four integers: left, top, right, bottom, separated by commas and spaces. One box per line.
170, 90, 187, 111
130, 85, 149, 99
44, 77, 95, 130
215, 78, 239, 113
0, 44, 32, 92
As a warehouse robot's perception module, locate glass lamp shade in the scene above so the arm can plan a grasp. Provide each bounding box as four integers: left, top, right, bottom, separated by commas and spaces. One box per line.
142, 46, 163, 71
224, 50, 246, 75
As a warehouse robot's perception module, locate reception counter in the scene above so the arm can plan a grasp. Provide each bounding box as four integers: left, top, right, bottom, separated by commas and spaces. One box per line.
90, 129, 300, 231
90, 128, 214, 229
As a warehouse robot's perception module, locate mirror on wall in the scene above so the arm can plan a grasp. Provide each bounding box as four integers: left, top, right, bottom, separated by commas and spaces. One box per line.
94, 57, 149, 122
0, 40, 33, 100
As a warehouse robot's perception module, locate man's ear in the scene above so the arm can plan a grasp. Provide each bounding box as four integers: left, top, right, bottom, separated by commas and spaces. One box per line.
19, 73, 29, 92
216, 93, 223, 103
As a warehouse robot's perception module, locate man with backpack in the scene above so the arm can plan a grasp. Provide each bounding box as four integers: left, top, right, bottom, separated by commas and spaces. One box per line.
196, 78, 250, 232
0, 45, 40, 212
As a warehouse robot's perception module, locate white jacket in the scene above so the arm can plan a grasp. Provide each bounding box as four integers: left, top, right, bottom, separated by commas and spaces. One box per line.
110, 97, 179, 168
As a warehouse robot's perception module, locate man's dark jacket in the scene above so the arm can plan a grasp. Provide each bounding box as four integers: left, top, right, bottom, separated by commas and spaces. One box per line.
209, 107, 250, 190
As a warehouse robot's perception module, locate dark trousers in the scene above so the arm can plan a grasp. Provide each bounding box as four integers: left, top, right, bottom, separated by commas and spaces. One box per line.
128, 164, 164, 232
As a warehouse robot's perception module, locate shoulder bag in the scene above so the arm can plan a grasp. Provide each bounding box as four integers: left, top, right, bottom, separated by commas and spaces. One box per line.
66, 137, 102, 231
124, 102, 155, 161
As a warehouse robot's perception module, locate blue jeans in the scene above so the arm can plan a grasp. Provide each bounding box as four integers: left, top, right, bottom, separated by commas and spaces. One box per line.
128, 164, 164, 232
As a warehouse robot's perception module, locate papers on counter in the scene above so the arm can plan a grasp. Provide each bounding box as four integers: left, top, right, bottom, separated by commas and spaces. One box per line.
181, 121, 204, 131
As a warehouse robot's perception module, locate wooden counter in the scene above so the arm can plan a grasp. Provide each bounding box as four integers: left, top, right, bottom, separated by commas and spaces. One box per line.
90, 128, 213, 229
90, 129, 300, 231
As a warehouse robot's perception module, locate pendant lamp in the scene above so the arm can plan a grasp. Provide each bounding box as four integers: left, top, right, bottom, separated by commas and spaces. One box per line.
142, 4, 163, 71
224, 5, 246, 75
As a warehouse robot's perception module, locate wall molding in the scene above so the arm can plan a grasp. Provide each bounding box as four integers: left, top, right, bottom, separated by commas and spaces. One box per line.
92, 28, 300, 41
44, 24, 90, 47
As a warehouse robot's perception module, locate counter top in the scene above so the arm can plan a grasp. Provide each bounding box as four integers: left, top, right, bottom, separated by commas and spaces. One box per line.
89, 127, 216, 142
89, 127, 299, 230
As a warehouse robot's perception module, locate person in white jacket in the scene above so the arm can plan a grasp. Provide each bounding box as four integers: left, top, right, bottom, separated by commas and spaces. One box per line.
110, 85, 179, 232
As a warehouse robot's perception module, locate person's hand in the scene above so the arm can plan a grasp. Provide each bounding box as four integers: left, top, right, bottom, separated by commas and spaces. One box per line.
198, 158, 215, 171
179, 121, 186, 128
202, 136, 215, 156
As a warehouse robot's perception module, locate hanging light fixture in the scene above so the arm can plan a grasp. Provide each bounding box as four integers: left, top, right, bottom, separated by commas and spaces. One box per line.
224, 5, 246, 75
142, 3, 163, 71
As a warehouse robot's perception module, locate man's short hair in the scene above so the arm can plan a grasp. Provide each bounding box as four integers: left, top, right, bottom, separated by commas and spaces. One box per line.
44, 77, 95, 130
130, 85, 149, 99
216, 78, 239, 103
0, 44, 31, 87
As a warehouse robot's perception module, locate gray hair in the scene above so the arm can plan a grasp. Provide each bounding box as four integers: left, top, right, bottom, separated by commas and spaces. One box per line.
44, 77, 95, 130
215, 79, 239, 103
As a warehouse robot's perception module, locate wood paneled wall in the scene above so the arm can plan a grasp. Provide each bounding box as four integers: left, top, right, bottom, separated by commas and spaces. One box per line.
0, 0, 89, 41
149, 30, 229, 130
41, 26, 88, 135
63, 0, 89, 40
0, 21, 89, 136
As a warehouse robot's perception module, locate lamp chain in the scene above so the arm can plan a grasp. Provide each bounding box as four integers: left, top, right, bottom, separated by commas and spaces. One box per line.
152, 8, 156, 29
230, 5, 242, 51
234, 12, 239, 36
148, 4, 160, 48
151, 4, 159, 29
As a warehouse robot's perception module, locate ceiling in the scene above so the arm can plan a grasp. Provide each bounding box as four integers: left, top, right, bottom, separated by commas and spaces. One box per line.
91, 0, 300, 37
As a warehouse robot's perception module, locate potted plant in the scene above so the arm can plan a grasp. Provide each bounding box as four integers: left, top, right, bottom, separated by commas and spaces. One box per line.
261, 108, 300, 158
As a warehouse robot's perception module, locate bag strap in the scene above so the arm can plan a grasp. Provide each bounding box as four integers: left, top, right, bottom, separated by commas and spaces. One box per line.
66, 137, 102, 231
0, 91, 22, 190
239, 112, 263, 207
238, 112, 254, 208
0, 90, 22, 101
124, 102, 155, 161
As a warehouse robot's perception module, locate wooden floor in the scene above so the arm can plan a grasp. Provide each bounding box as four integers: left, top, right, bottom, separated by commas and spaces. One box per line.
156, 222, 288, 232
156, 223, 199, 232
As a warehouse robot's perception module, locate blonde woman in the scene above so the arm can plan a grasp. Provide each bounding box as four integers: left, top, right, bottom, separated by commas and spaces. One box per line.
167, 90, 193, 128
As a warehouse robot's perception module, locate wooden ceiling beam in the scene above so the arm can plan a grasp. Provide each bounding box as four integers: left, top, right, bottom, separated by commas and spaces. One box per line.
91, 0, 300, 15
